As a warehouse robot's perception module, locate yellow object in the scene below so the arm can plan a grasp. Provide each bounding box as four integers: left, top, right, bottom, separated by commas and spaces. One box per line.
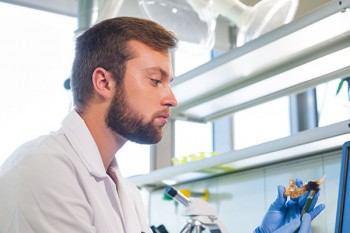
179, 189, 209, 201
179, 189, 191, 198
202, 189, 209, 201
172, 152, 219, 166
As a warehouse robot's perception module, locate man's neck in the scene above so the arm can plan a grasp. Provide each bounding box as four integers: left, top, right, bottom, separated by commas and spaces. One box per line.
78, 107, 127, 170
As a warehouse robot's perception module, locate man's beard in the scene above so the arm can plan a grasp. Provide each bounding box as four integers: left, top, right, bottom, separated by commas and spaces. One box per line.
106, 87, 162, 144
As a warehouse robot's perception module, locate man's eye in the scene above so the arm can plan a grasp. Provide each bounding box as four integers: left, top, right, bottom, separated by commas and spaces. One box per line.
150, 79, 161, 86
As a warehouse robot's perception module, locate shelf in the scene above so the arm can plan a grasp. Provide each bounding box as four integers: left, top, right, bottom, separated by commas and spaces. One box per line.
129, 1, 350, 190
170, 0, 350, 122
129, 120, 350, 189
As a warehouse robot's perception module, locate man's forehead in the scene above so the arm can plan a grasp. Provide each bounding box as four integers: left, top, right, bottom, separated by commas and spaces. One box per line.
126, 40, 174, 78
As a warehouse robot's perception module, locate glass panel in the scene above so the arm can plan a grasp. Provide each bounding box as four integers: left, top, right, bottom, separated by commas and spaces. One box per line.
0, 3, 75, 164
172, 42, 213, 165
174, 120, 213, 163
233, 97, 290, 149
117, 142, 150, 177
174, 41, 211, 76
317, 79, 350, 127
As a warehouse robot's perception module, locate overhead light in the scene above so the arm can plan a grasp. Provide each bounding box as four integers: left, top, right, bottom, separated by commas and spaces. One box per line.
138, 0, 299, 52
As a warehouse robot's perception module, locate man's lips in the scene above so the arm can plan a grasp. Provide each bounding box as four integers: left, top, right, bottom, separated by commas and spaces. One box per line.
155, 112, 170, 125
158, 113, 170, 119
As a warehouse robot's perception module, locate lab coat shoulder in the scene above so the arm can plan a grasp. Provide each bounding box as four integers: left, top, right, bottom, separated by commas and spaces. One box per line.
0, 133, 97, 233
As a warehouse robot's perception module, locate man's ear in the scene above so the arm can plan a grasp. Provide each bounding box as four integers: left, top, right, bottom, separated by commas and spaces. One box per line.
91, 67, 115, 100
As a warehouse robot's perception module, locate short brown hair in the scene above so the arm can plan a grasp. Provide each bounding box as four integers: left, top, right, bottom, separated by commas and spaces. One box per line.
71, 17, 178, 110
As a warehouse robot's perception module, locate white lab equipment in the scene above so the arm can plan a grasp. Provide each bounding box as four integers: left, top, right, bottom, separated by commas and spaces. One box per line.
165, 186, 229, 233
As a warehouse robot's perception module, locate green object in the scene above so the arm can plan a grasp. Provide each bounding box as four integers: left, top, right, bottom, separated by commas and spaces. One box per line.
336, 77, 350, 101
163, 193, 173, 201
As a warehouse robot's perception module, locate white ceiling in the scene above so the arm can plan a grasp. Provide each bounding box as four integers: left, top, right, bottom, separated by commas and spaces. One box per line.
0, 0, 147, 18
0, 0, 332, 18
0, 0, 332, 51
0, 0, 78, 16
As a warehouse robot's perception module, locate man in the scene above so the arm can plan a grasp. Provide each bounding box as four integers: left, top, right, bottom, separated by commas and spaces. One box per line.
0, 17, 323, 233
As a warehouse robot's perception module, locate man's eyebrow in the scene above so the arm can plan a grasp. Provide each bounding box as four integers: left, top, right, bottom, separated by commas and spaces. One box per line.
146, 67, 173, 82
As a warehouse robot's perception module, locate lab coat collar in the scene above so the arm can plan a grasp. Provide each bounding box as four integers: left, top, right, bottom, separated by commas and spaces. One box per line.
61, 110, 108, 178
62, 110, 152, 233
107, 158, 152, 233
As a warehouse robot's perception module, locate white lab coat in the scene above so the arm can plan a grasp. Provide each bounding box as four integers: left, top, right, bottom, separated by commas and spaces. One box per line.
0, 110, 152, 233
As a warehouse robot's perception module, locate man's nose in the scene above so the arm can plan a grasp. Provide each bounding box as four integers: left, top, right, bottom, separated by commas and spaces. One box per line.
162, 86, 177, 107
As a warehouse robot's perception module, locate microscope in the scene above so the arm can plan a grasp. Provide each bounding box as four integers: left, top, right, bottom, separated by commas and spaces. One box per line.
165, 186, 229, 233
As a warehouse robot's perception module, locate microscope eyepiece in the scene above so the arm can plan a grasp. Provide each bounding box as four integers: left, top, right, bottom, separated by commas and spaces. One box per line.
165, 185, 190, 207
165, 186, 177, 197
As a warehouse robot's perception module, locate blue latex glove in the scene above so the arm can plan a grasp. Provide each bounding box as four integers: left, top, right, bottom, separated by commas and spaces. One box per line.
272, 207, 325, 233
254, 178, 325, 233
273, 213, 312, 233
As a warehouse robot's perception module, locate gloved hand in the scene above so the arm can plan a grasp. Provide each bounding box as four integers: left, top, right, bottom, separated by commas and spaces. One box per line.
253, 178, 325, 233
273, 207, 325, 233
273, 212, 312, 233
